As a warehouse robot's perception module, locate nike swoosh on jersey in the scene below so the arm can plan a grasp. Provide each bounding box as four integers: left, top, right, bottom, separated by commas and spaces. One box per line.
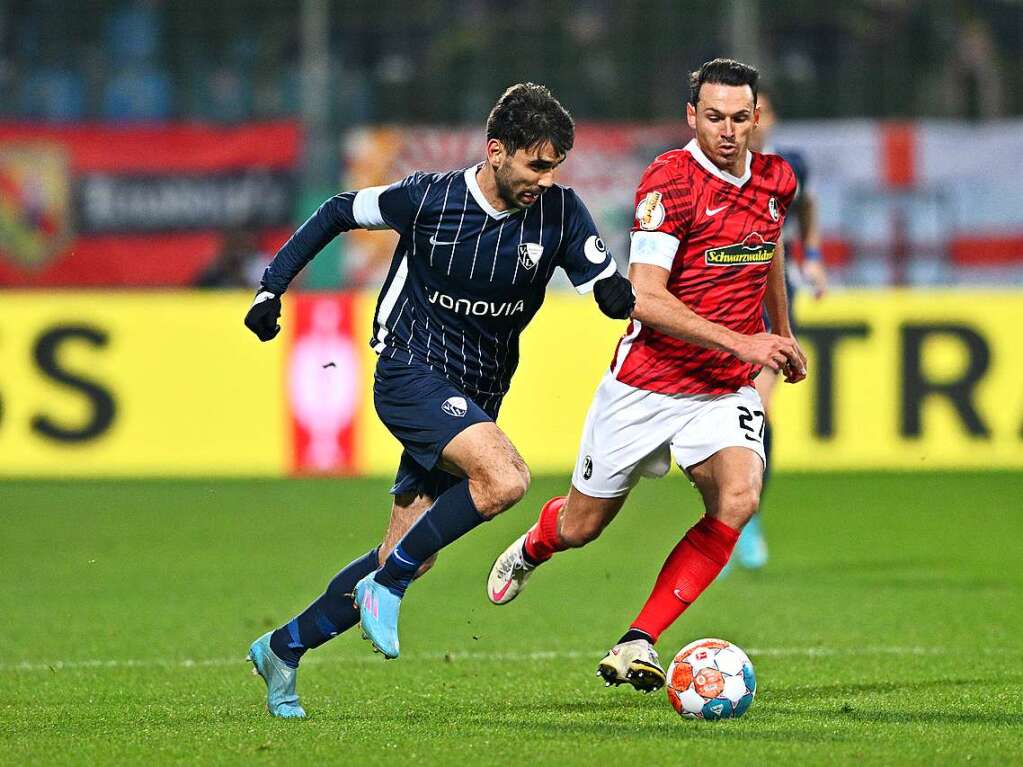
429, 235, 462, 246
704, 204, 729, 216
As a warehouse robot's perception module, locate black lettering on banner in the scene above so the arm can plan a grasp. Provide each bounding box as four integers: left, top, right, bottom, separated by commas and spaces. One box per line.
901, 323, 990, 438
32, 325, 116, 443
797, 324, 871, 438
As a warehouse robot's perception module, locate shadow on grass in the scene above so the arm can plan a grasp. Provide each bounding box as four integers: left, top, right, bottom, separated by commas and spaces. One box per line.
341, 698, 850, 744
772, 675, 1022, 700
772, 557, 946, 576
765, 675, 1023, 726
766, 705, 1023, 727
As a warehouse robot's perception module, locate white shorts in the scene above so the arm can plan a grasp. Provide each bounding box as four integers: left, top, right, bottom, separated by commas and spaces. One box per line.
571, 373, 767, 498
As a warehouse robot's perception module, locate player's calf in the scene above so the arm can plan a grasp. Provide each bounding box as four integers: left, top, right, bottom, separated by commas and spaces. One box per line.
558, 502, 617, 548
523, 489, 625, 562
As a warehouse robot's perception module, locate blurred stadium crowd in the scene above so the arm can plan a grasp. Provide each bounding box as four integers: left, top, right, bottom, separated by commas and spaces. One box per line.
3, 1, 1019, 124
1, 0, 1022, 290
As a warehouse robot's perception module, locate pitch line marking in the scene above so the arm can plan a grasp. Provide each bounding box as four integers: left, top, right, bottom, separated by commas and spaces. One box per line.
0, 646, 971, 674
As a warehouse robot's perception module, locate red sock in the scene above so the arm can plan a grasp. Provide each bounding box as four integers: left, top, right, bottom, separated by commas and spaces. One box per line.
523, 496, 567, 564
630, 515, 739, 643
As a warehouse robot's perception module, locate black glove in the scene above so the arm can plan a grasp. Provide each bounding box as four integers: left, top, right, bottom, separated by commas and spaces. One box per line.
593, 271, 635, 319
244, 289, 282, 341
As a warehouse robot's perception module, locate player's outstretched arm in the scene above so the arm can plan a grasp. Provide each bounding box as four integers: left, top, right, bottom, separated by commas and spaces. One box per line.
630, 263, 804, 376
243, 191, 373, 342
244, 180, 421, 342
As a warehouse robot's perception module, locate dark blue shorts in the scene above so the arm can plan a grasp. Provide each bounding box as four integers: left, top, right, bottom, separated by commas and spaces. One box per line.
374, 355, 498, 497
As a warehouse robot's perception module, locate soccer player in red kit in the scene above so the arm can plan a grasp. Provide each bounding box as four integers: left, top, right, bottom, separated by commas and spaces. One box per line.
487, 58, 807, 691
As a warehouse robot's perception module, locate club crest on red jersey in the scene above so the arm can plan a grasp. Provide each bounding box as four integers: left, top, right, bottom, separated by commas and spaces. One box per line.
768, 197, 779, 221
704, 232, 775, 266
636, 191, 665, 230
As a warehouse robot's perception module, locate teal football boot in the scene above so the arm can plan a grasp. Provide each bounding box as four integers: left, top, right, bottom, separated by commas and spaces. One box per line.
735, 513, 768, 570
247, 632, 306, 719
354, 574, 401, 659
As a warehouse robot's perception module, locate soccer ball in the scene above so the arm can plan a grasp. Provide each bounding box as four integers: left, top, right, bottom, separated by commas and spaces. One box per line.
665, 638, 756, 720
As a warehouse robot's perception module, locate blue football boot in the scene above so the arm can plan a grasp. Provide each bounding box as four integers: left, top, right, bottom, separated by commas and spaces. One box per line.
247, 631, 306, 719
354, 574, 401, 659
735, 513, 768, 570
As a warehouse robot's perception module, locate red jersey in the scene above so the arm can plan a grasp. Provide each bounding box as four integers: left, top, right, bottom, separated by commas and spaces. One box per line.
610, 139, 798, 395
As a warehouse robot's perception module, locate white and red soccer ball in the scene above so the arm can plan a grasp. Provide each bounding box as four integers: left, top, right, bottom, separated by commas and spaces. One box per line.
666, 638, 756, 720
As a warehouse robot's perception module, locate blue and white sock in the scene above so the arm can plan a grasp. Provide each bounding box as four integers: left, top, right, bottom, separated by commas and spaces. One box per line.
374, 480, 485, 596
269, 547, 379, 668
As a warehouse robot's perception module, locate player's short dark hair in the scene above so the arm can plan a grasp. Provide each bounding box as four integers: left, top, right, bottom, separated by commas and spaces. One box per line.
689, 58, 759, 107
486, 83, 575, 157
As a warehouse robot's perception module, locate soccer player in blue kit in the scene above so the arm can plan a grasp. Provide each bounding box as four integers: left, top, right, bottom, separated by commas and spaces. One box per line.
242, 83, 635, 718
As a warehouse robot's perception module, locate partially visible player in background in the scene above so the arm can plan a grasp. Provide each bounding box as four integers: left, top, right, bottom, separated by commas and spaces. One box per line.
242, 83, 634, 719
487, 59, 806, 692
732, 87, 829, 569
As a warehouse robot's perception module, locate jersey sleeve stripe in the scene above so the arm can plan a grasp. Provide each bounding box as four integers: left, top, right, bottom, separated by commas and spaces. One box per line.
628, 230, 680, 270
352, 186, 390, 229
573, 259, 617, 294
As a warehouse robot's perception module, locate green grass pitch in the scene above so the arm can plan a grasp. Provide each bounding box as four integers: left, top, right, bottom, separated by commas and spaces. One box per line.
2, 473, 1021, 765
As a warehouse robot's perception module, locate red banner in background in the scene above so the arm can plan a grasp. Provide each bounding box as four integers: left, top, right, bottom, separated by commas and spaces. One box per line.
287, 293, 361, 475
0, 122, 300, 287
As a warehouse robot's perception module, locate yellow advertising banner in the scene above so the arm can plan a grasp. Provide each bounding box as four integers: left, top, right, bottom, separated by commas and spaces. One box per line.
770, 290, 1023, 469
359, 289, 1023, 473
1, 290, 1020, 476
0, 292, 286, 476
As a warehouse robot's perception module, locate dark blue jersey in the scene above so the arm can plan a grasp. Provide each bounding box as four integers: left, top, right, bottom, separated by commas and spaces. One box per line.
776, 148, 809, 193
261, 164, 616, 411
774, 147, 810, 245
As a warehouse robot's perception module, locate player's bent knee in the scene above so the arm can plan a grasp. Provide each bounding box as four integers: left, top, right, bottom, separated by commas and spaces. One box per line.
716, 485, 761, 528
492, 469, 529, 515
472, 467, 529, 519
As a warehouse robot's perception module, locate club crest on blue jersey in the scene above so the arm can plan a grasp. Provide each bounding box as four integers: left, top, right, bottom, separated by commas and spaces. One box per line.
517, 242, 544, 270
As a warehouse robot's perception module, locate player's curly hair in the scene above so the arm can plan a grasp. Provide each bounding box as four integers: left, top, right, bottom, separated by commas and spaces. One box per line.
689, 58, 759, 107
486, 83, 575, 157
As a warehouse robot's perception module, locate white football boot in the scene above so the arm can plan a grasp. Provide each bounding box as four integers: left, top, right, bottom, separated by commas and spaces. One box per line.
487, 534, 536, 605
596, 639, 666, 692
